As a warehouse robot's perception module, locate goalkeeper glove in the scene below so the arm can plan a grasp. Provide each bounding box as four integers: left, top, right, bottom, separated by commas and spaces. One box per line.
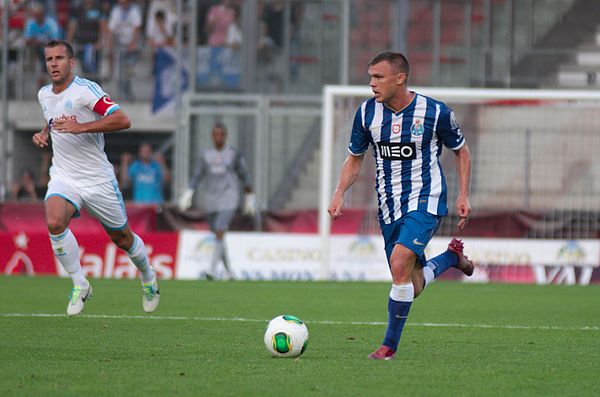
243, 193, 256, 216
178, 188, 194, 211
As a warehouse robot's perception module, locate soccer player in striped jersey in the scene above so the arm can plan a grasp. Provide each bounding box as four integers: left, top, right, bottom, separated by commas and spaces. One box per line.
32, 40, 160, 315
328, 51, 474, 360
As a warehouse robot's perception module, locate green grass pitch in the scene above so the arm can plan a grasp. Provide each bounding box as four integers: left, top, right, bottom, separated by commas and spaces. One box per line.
1, 276, 599, 396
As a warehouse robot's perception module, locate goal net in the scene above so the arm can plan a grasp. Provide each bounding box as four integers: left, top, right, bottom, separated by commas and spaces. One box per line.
318, 86, 600, 279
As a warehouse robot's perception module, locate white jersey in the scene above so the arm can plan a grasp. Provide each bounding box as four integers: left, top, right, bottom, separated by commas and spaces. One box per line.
38, 76, 120, 187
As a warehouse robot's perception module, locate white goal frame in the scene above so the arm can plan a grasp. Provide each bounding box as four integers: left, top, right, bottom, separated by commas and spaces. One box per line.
318, 85, 600, 280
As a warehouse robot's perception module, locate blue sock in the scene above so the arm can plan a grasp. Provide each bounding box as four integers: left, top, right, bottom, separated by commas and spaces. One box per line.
382, 283, 413, 352
426, 250, 458, 278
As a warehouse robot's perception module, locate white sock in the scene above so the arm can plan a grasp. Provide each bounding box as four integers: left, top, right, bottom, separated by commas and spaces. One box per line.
50, 229, 88, 288
389, 283, 414, 302
211, 240, 224, 276
221, 242, 233, 278
423, 266, 435, 288
127, 233, 155, 284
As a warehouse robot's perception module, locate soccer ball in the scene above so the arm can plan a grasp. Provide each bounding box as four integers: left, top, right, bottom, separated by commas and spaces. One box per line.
264, 315, 309, 358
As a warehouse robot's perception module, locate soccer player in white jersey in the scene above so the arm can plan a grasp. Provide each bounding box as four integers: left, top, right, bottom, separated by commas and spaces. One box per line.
32, 40, 160, 316
328, 51, 475, 360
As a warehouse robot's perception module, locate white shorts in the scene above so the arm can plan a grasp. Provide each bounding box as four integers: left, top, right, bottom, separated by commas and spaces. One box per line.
45, 178, 128, 230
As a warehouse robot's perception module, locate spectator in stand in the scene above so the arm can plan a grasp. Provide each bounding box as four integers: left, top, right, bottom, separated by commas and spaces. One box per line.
147, 9, 174, 79
195, 2, 211, 45
145, 0, 176, 44
120, 143, 171, 204
9, 168, 43, 202
226, 5, 242, 49
262, 1, 284, 48
8, 147, 51, 201
100, 0, 114, 18
257, 21, 274, 63
107, 0, 142, 101
0, 1, 28, 91
24, 2, 61, 87
67, 0, 106, 78
147, 9, 175, 51
205, 0, 235, 47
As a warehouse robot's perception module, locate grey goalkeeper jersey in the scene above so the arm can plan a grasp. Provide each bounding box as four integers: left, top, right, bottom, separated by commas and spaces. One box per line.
189, 145, 252, 213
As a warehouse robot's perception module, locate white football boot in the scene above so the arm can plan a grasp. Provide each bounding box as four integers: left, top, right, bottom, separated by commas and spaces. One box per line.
142, 278, 160, 313
67, 284, 92, 316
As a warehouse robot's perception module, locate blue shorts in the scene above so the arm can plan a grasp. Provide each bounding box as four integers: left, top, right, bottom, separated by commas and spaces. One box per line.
380, 211, 442, 267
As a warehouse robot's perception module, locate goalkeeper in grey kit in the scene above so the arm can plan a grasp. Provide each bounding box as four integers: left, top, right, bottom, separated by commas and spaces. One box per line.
179, 123, 255, 279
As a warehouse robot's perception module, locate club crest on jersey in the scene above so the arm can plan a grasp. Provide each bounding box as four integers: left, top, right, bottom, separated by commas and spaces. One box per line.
65, 100, 73, 110
392, 124, 401, 135
411, 119, 424, 136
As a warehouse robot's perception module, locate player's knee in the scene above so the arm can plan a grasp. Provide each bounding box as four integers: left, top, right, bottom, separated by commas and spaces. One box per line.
46, 216, 67, 235
390, 256, 412, 282
110, 231, 133, 250
390, 261, 412, 283
390, 247, 416, 283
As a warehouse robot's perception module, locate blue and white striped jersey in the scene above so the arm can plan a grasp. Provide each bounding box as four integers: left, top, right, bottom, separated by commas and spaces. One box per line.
348, 93, 465, 224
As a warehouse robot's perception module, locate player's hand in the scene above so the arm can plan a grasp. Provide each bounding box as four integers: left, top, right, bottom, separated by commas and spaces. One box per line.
53, 118, 84, 134
456, 194, 471, 230
243, 193, 256, 216
328, 193, 344, 220
32, 130, 49, 148
178, 188, 194, 211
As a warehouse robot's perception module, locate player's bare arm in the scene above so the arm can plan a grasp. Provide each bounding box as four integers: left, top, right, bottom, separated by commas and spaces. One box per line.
454, 144, 472, 230
52, 109, 131, 134
32, 124, 50, 148
328, 154, 364, 220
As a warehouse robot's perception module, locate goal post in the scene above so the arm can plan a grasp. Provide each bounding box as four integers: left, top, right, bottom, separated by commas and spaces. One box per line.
319, 85, 600, 280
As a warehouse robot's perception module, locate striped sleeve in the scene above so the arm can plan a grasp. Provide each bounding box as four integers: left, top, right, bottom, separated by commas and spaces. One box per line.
436, 104, 465, 150
348, 103, 370, 156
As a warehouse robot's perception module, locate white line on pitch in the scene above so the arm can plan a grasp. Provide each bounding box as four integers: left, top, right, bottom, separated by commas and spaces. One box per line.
1, 313, 598, 331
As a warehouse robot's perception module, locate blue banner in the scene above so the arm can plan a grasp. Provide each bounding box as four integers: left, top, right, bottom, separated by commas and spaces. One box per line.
152, 47, 189, 114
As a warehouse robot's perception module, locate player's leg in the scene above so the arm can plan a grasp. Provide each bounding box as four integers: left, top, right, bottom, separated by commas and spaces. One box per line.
105, 226, 155, 282
370, 243, 417, 359
83, 180, 159, 312
411, 266, 426, 297
415, 239, 475, 297
208, 210, 236, 280
105, 226, 160, 313
370, 211, 440, 359
45, 181, 91, 315
211, 229, 227, 278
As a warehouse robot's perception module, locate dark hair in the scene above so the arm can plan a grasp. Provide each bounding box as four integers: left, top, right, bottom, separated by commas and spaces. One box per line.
369, 51, 410, 75
45, 40, 75, 58
155, 10, 166, 20
213, 122, 227, 134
